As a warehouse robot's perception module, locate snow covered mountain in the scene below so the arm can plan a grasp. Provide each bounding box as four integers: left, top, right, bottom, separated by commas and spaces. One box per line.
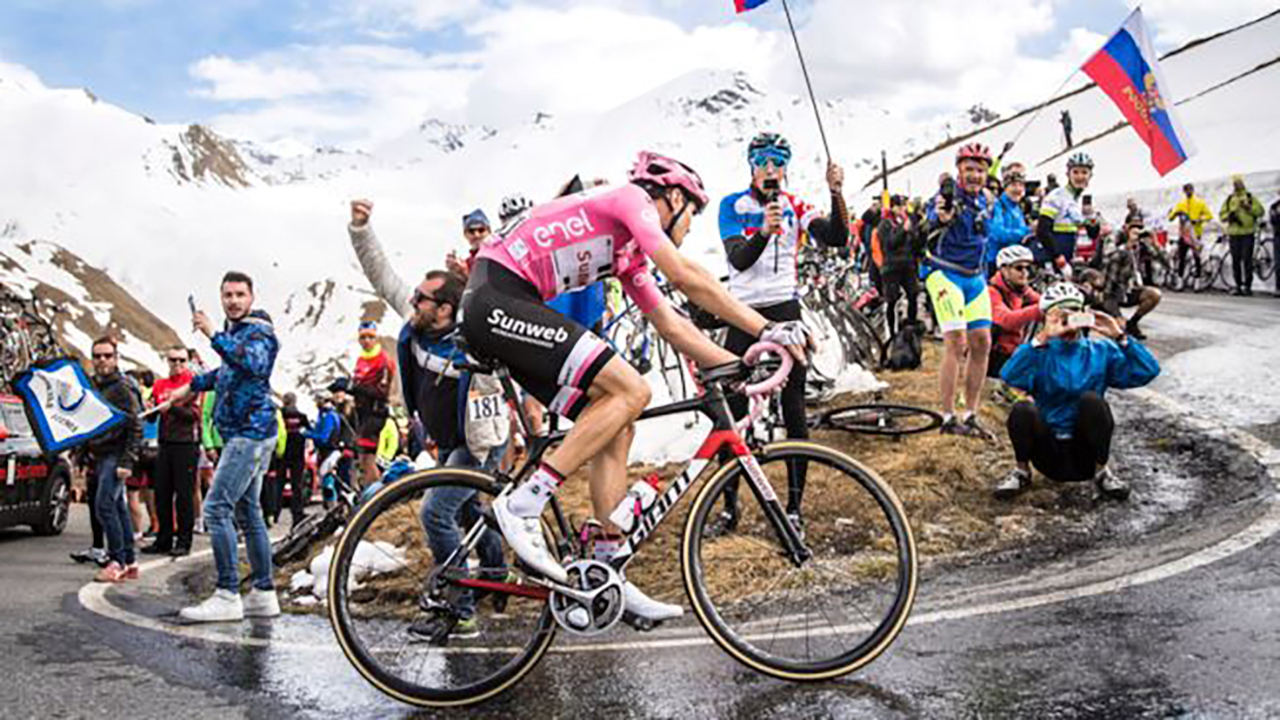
0, 9, 1276, 412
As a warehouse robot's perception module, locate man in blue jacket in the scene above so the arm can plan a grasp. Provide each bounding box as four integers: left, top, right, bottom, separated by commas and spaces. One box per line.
996, 282, 1160, 501
169, 271, 281, 623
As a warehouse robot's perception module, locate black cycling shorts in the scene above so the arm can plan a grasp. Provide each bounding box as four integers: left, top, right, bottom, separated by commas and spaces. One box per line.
461, 260, 616, 420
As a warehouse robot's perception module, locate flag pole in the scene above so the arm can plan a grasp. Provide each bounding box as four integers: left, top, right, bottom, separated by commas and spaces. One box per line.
780, 0, 831, 163
1004, 66, 1083, 157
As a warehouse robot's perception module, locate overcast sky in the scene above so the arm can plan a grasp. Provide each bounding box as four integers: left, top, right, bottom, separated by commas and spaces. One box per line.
0, 0, 1274, 149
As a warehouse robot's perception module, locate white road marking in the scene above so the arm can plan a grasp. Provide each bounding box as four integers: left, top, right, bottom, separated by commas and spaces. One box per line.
78, 389, 1280, 656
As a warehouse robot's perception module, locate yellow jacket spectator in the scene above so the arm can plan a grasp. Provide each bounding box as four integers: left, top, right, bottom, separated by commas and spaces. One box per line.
1168, 184, 1214, 239
376, 417, 399, 468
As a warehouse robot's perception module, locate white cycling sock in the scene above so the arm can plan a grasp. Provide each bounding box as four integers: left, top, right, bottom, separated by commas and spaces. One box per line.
505, 463, 565, 518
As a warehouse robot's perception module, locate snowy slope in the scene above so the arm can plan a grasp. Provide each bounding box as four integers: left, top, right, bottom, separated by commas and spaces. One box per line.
0, 10, 1275, 447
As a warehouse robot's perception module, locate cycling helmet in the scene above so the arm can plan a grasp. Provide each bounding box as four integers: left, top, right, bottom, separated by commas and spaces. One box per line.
628, 151, 709, 211
499, 194, 534, 223
747, 132, 792, 166
996, 245, 1035, 269
1067, 152, 1094, 170
1039, 282, 1086, 313
955, 143, 993, 166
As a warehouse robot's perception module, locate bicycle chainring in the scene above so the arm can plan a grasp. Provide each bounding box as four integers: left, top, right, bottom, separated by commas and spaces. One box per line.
549, 560, 625, 637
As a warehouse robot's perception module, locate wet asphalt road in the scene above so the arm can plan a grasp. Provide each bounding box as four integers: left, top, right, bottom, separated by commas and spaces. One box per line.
3, 291, 1278, 720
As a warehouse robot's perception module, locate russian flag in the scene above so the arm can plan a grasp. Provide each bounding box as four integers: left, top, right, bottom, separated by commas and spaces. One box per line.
735, 0, 771, 12
1082, 9, 1196, 176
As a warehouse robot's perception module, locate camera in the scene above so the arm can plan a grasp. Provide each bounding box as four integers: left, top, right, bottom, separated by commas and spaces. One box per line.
939, 177, 957, 213
762, 178, 780, 203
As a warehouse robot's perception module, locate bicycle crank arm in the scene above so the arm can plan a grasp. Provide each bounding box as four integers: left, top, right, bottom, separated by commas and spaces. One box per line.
452, 576, 550, 601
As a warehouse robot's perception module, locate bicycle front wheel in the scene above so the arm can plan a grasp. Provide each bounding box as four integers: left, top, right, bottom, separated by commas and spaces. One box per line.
682, 442, 917, 680
329, 468, 556, 708
819, 404, 943, 437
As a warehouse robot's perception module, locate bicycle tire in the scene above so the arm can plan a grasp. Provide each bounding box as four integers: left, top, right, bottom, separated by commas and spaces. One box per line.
273, 505, 345, 565
1255, 240, 1275, 282
838, 306, 885, 371
819, 404, 943, 437
1195, 256, 1222, 293
682, 442, 917, 680
329, 468, 556, 708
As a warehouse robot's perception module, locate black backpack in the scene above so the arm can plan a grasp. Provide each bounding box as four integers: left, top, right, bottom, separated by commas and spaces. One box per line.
884, 321, 923, 371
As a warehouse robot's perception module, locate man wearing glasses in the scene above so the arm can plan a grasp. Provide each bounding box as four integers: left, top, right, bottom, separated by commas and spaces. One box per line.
710, 131, 848, 535
85, 336, 143, 583
142, 346, 200, 557
987, 245, 1043, 379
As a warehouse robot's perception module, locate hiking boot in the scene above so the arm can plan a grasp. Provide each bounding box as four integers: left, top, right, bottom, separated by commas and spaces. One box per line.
1125, 319, 1147, 341
169, 544, 191, 558
623, 580, 684, 622
140, 542, 171, 555
1096, 468, 1130, 501
705, 510, 739, 538
939, 417, 962, 435
243, 588, 281, 618
492, 494, 566, 583
180, 589, 245, 623
994, 468, 1031, 500
962, 416, 997, 442
408, 615, 478, 645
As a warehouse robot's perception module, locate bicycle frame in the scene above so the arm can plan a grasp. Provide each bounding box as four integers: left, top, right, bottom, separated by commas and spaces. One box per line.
444, 359, 809, 601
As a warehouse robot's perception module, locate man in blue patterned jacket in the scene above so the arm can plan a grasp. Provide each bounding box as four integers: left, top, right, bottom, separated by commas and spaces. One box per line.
169, 271, 282, 623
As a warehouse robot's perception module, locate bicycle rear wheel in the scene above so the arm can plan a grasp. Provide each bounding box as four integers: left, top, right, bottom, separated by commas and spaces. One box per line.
329, 469, 556, 708
819, 404, 943, 437
682, 442, 917, 680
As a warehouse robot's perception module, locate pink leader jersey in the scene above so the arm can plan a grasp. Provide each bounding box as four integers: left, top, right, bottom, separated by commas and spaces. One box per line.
476, 184, 670, 314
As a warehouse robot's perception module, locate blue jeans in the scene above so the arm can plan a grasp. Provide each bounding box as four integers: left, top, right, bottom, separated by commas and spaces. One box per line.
419, 443, 508, 618
94, 454, 135, 566
204, 435, 277, 592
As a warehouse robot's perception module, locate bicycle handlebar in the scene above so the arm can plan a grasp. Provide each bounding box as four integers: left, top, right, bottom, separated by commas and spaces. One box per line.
741, 342, 793, 398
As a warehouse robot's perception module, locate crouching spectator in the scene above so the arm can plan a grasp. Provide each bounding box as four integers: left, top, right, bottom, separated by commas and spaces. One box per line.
1099, 220, 1162, 339
994, 283, 1160, 501
987, 245, 1041, 378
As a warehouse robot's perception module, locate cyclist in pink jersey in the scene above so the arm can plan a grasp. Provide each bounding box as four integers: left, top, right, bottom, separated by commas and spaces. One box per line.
461, 151, 809, 622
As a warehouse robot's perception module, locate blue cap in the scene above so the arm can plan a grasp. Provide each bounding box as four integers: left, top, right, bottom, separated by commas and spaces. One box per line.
463, 209, 490, 229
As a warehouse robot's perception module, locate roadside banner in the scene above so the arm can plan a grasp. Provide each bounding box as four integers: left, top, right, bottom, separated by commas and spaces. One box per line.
12, 358, 125, 454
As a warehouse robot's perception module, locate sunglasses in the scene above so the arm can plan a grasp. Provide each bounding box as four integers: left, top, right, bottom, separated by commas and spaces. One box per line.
167, 357, 188, 364
412, 290, 440, 306
92, 353, 116, 360
1009, 264, 1034, 273
750, 150, 790, 169
464, 226, 489, 235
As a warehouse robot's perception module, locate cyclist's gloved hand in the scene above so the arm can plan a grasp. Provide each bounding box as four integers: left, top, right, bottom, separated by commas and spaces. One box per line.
759, 321, 812, 365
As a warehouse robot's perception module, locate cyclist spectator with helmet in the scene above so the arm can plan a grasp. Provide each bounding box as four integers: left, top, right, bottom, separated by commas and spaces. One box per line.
987, 245, 1042, 378
713, 132, 848, 534
1036, 153, 1095, 275
1220, 174, 1265, 296
924, 143, 997, 439
995, 283, 1160, 500
462, 151, 810, 625
985, 164, 1031, 277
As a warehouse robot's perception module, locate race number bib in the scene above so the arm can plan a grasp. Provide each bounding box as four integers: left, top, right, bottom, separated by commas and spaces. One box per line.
550, 236, 615, 294
467, 391, 508, 423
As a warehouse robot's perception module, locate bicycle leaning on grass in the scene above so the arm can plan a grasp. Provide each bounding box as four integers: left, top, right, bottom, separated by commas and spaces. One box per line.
326, 339, 918, 708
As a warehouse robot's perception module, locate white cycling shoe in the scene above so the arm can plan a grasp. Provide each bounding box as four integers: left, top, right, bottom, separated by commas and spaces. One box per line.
623, 580, 684, 622
493, 494, 568, 584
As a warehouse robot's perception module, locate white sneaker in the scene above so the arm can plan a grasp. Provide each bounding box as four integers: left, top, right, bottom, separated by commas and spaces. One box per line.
492, 494, 567, 583
179, 589, 244, 623
623, 580, 684, 622
243, 588, 281, 618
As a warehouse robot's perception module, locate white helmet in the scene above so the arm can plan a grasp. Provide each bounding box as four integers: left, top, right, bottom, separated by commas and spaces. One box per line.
996, 245, 1035, 269
1039, 282, 1086, 313
499, 194, 534, 223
